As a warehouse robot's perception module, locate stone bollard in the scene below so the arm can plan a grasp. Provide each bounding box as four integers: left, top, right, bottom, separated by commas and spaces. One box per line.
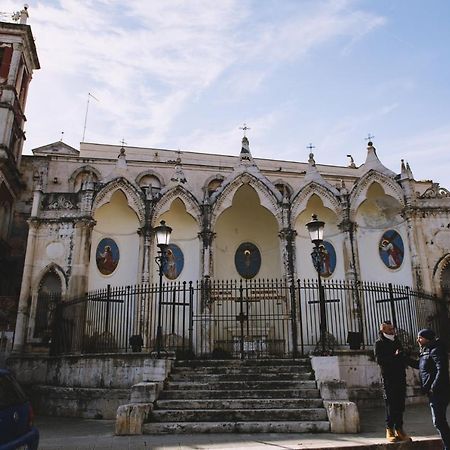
324, 401, 360, 434
115, 403, 153, 435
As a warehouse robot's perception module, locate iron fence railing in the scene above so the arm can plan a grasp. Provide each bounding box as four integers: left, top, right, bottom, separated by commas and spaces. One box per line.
49, 279, 448, 358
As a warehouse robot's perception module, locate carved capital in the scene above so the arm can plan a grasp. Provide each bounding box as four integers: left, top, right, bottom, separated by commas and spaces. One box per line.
338, 219, 356, 233
198, 230, 216, 247
278, 227, 297, 242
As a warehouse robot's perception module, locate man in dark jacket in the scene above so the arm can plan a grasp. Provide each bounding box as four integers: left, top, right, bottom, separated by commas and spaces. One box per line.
414, 329, 450, 450
374, 320, 411, 442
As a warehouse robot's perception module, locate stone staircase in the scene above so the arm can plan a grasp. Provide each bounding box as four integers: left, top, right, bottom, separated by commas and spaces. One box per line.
143, 358, 330, 434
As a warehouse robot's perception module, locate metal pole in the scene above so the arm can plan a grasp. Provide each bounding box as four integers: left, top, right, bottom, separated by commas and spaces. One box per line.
317, 263, 326, 355
155, 249, 165, 357
312, 244, 326, 355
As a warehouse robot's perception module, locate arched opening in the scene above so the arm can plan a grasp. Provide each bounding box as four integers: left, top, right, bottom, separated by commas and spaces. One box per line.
34, 271, 62, 340
214, 184, 280, 279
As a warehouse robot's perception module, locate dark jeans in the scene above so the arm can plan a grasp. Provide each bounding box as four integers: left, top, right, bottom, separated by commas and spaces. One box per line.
429, 394, 450, 450
383, 378, 406, 429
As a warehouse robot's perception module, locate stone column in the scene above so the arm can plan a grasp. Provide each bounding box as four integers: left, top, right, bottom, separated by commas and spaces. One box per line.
199, 202, 215, 280
67, 218, 95, 298
7, 43, 23, 85
13, 218, 39, 352
279, 227, 297, 284
339, 218, 363, 341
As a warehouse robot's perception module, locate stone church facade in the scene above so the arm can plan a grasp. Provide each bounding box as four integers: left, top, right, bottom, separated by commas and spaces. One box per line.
10, 135, 450, 355
2, 9, 450, 360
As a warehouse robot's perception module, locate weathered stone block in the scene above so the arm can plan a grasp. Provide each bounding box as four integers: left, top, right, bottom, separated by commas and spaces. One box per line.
318, 380, 349, 401
324, 400, 360, 434
130, 382, 161, 403
115, 403, 153, 435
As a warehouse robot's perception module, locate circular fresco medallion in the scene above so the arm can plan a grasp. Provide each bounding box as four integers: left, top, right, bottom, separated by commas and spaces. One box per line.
318, 241, 336, 278
96, 238, 119, 275
379, 230, 404, 270
235, 242, 261, 279
163, 244, 184, 280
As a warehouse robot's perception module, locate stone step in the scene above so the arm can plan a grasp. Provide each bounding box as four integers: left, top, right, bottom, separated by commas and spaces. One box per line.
169, 372, 314, 382
156, 398, 323, 410
159, 388, 321, 400
171, 365, 312, 375
143, 420, 330, 434
175, 358, 311, 368
165, 379, 317, 390
151, 407, 328, 422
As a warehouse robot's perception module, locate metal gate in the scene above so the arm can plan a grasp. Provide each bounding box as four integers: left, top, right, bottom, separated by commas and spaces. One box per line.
194, 279, 297, 359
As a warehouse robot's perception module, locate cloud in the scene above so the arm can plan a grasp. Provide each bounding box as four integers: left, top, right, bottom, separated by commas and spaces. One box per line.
18, 0, 386, 155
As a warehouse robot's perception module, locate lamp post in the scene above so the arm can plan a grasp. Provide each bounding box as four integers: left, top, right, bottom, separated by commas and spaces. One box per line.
306, 214, 328, 355
154, 220, 172, 357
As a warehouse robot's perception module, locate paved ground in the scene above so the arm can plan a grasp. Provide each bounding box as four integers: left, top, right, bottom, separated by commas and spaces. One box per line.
36, 403, 443, 450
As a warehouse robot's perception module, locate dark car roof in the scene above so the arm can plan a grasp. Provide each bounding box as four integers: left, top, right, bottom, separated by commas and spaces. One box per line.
0, 368, 11, 376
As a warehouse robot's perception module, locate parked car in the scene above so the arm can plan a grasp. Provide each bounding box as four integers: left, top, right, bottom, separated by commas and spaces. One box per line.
0, 368, 39, 450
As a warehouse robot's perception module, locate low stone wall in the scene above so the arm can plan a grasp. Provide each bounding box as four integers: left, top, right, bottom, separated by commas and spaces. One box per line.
31, 385, 130, 419
6, 353, 173, 419
7, 353, 173, 387
311, 351, 426, 407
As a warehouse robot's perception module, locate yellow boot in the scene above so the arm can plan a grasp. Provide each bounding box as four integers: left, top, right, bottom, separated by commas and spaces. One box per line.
395, 428, 412, 442
386, 428, 400, 442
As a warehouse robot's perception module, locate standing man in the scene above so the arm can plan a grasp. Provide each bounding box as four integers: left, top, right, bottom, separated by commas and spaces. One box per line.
374, 320, 412, 442
414, 329, 450, 450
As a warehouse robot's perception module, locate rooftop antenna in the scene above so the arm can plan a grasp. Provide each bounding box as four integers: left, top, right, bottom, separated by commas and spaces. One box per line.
82, 92, 99, 142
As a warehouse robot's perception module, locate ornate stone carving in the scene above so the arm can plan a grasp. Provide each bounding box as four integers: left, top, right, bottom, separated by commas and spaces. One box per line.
419, 183, 450, 199
42, 193, 79, 211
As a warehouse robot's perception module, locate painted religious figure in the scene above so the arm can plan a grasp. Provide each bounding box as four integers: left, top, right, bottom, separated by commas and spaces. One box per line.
379, 230, 404, 269
235, 242, 261, 279
163, 244, 184, 280
319, 241, 336, 277
96, 238, 119, 275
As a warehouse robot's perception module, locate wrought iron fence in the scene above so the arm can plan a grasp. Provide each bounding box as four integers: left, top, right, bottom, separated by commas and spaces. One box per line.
49, 279, 448, 358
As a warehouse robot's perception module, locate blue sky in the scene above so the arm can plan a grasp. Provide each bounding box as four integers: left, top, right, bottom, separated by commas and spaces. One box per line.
3, 0, 450, 186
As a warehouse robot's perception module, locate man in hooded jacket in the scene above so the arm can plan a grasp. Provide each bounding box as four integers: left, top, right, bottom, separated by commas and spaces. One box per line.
411, 328, 450, 450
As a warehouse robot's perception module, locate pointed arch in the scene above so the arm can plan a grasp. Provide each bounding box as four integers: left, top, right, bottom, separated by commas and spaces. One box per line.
92, 178, 145, 224
291, 182, 341, 222
152, 185, 202, 226
350, 171, 405, 220
211, 172, 283, 228
32, 263, 67, 296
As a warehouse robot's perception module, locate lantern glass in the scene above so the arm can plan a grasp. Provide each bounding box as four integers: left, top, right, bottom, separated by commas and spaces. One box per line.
306, 214, 325, 244
154, 220, 172, 247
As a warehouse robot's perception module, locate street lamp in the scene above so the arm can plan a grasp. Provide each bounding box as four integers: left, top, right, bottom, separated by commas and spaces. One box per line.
154, 220, 172, 356
305, 214, 328, 355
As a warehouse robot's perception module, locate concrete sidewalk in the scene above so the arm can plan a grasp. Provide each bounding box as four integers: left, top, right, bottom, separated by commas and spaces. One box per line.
36, 403, 443, 450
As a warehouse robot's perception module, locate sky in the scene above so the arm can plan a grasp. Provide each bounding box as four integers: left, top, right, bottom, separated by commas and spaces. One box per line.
2, 0, 450, 186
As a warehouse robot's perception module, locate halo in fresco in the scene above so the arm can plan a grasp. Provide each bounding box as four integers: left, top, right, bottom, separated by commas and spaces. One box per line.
163, 244, 184, 280
96, 238, 119, 275
318, 241, 336, 277
235, 242, 261, 279
379, 230, 404, 270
